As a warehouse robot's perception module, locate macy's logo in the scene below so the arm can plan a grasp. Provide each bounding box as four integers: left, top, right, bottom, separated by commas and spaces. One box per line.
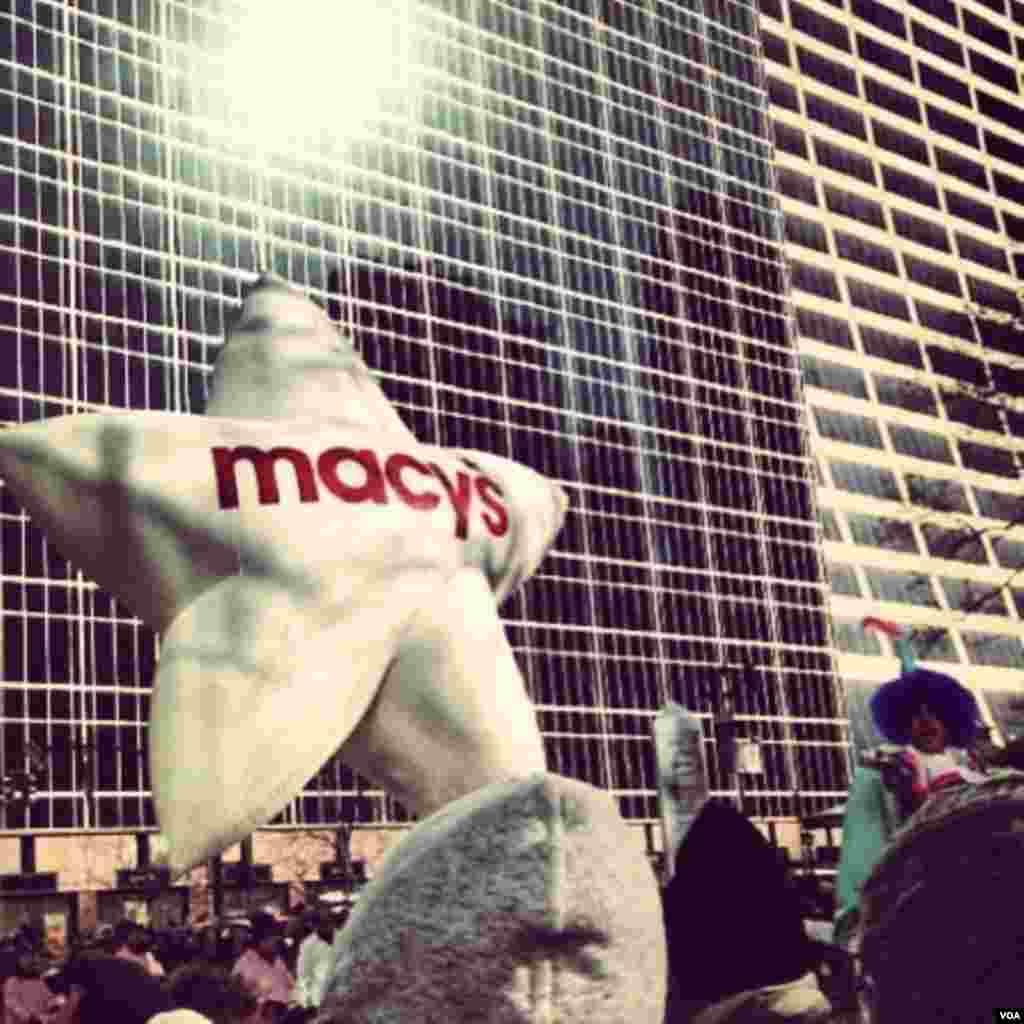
211, 446, 509, 540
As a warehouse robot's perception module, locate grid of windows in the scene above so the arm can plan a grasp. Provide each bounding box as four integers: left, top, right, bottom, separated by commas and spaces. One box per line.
767, 0, 1024, 730
1, 0, 844, 835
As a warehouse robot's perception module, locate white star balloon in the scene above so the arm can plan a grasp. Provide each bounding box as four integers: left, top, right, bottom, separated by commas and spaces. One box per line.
0, 274, 566, 874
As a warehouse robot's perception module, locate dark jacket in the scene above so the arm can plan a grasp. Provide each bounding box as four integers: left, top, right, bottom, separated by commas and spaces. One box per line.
662, 800, 816, 1006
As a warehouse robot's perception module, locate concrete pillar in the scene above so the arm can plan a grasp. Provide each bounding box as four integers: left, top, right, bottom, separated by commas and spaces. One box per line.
19, 835, 36, 874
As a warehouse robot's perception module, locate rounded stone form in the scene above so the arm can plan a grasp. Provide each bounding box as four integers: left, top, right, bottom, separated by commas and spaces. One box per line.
319, 772, 667, 1023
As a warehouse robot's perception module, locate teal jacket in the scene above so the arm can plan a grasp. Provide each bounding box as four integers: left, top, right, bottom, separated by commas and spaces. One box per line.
834, 767, 903, 946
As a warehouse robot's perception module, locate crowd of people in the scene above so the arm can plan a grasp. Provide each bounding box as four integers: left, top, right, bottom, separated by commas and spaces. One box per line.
1, 626, 1016, 1023
658, 627, 1016, 1023
1, 901, 353, 1024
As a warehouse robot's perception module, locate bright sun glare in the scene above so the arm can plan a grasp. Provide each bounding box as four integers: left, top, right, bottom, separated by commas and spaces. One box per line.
214, 1, 420, 150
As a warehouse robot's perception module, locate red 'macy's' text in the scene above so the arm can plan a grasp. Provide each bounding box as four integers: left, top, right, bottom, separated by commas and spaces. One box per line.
211, 446, 509, 540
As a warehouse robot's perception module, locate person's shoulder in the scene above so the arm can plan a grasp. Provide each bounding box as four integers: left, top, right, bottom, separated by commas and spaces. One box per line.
231, 950, 255, 972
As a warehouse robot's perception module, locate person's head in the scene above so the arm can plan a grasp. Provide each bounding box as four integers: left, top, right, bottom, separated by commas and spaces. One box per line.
14, 948, 44, 977
314, 909, 335, 943
147, 1012, 214, 1024
90, 923, 114, 954
255, 934, 278, 961
13, 922, 44, 957
909, 702, 948, 754
167, 962, 259, 1024
870, 668, 980, 751
62, 953, 174, 1024
247, 913, 281, 961
113, 919, 150, 954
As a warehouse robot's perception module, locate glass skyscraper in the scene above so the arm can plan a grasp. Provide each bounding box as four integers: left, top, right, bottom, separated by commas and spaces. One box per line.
0, 0, 842, 852
760, 0, 1024, 753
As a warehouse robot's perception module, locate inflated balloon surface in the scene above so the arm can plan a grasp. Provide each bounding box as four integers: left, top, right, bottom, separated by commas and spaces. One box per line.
0, 275, 567, 874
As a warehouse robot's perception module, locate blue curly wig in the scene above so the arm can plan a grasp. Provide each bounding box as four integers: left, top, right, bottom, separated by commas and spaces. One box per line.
869, 668, 981, 749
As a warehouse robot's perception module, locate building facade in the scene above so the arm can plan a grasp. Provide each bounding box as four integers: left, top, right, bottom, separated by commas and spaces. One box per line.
1, 0, 844, 861
760, 0, 1024, 751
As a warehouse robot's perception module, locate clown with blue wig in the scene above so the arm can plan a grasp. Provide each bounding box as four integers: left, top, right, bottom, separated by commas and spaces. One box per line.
834, 617, 989, 947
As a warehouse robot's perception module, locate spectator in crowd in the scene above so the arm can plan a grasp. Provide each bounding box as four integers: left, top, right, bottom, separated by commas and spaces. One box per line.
3, 948, 61, 1024
280, 915, 307, 977
58, 952, 174, 1024
231, 914, 295, 1023
662, 799, 829, 1023
86, 926, 113, 956
294, 910, 335, 1012
164, 962, 260, 1024
155, 928, 203, 976
112, 921, 165, 978
834, 619, 985, 948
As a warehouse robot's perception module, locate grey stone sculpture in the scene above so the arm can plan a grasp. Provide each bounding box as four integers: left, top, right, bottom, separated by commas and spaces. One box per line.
319, 774, 667, 1023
